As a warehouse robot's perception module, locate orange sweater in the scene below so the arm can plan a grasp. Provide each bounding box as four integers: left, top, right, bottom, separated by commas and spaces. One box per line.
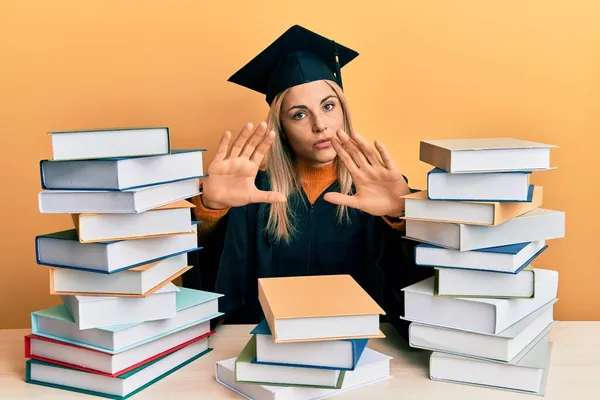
190, 163, 405, 239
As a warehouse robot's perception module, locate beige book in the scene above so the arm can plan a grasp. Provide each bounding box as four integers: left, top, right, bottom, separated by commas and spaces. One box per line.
258, 274, 386, 343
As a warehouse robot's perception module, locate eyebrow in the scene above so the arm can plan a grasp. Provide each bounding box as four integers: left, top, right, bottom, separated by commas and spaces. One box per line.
287, 95, 337, 112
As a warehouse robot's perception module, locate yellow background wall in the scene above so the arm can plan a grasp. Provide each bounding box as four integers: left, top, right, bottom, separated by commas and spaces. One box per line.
1, 1, 598, 329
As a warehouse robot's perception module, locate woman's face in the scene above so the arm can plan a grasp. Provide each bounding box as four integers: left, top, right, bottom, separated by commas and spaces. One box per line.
280, 80, 344, 168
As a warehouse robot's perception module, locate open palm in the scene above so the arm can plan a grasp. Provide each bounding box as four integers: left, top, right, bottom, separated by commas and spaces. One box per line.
324, 130, 410, 217
201, 122, 286, 209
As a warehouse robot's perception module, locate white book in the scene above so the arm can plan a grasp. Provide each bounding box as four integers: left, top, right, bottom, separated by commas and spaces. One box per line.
427, 168, 532, 201
415, 240, 547, 273
26, 339, 210, 398
31, 287, 223, 353
49, 127, 170, 161
429, 332, 552, 395
50, 253, 190, 296
27, 323, 211, 375
216, 348, 392, 400
405, 208, 565, 251
436, 267, 536, 298
409, 299, 556, 361
401, 268, 558, 334
41, 149, 205, 190
38, 177, 200, 214
74, 200, 195, 243
61, 283, 179, 330
419, 138, 556, 173
36, 224, 198, 273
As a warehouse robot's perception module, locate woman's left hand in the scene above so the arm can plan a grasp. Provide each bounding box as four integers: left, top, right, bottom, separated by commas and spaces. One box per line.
324, 129, 410, 217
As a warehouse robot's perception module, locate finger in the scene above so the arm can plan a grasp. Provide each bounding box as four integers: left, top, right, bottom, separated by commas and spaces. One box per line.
330, 134, 361, 175
350, 132, 385, 167
227, 122, 255, 159
323, 192, 361, 209
250, 130, 276, 166
240, 122, 268, 158
336, 130, 371, 169
375, 140, 399, 170
249, 188, 287, 204
213, 131, 231, 162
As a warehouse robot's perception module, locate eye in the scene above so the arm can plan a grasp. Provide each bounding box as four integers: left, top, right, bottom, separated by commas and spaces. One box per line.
293, 112, 306, 120
323, 103, 335, 111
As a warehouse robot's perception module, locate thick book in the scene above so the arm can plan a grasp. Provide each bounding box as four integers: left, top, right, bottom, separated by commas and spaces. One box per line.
49, 253, 191, 297
38, 177, 200, 214
405, 208, 565, 251
216, 347, 392, 400
409, 299, 556, 362
419, 138, 556, 173
61, 283, 179, 330
26, 339, 212, 399
401, 268, 558, 334
31, 287, 223, 353
429, 332, 552, 395
435, 266, 536, 298
401, 186, 542, 226
48, 126, 170, 161
235, 335, 345, 389
258, 274, 385, 343
250, 319, 368, 371
73, 199, 195, 243
36, 225, 200, 274
25, 325, 214, 377
40, 149, 205, 190
415, 240, 547, 274
427, 168, 533, 201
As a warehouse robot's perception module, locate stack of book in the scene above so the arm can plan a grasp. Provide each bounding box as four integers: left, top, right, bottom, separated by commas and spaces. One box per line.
400, 138, 565, 396
215, 274, 394, 399
25, 127, 224, 399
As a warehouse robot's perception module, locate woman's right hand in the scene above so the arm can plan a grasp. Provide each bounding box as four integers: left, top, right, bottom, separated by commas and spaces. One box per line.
200, 121, 287, 210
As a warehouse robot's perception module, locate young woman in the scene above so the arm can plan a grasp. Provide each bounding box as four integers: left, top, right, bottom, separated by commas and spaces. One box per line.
183, 25, 432, 340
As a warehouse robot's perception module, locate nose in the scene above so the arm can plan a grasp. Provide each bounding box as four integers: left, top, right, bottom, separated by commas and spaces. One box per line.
312, 116, 327, 133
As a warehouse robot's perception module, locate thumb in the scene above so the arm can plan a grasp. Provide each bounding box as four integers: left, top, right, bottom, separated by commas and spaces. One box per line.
323, 192, 361, 209
249, 189, 287, 204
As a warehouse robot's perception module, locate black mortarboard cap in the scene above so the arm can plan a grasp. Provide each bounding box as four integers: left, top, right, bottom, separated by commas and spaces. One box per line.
227, 25, 359, 104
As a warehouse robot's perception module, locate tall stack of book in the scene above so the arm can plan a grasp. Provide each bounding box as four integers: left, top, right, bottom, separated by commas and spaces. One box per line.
400, 138, 565, 396
25, 127, 224, 399
215, 274, 394, 399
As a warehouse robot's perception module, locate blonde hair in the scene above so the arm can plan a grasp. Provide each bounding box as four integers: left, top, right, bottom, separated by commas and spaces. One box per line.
263, 80, 355, 243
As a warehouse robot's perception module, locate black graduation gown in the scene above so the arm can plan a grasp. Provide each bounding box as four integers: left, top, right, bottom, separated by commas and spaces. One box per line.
183, 171, 433, 341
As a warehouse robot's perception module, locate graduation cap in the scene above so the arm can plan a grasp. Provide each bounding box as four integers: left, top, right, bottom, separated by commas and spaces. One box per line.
227, 25, 359, 104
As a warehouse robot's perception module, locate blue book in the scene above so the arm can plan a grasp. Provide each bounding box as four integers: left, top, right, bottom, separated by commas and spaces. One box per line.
415, 240, 548, 274
249, 320, 368, 371
31, 287, 223, 353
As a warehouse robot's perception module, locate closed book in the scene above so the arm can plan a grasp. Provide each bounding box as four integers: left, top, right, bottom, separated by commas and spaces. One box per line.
235, 335, 345, 389
405, 208, 565, 251
250, 319, 368, 371
435, 266, 537, 298
61, 283, 179, 330
40, 149, 205, 190
415, 240, 547, 274
419, 138, 556, 173
31, 287, 223, 353
402, 186, 542, 226
408, 299, 556, 362
258, 274, 385, 343
36, 224, 200, 274
72, 199, 195, 243
24, 325, 214, 377
49, 253, 191, 297
48, 126, 170, 161
401, 268, 558, 334
427, 168, 532, 201
38, 177, 200, 214
25, 339, 212, 399
216, 348, 392, 400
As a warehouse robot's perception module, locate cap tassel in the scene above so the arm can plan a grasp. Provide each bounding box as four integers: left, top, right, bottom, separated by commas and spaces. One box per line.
332, 40, 343, 89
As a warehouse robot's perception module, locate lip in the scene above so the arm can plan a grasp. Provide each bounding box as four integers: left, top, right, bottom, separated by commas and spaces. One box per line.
313, 138, 332, 148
